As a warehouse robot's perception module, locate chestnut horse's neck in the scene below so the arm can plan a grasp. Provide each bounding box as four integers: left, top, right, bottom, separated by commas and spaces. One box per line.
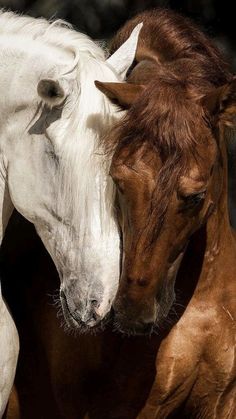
179, 127, 236, 311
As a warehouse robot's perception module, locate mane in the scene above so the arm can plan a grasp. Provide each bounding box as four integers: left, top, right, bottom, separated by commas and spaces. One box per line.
108, 63, 213, 162
56, 59, 119, 244
111, 8, 231, 86
105, 69, 217, 245
108, 8, 233, 247
0, 10, 120, 242
106, 7, 233, 159
0, 10, 105, 62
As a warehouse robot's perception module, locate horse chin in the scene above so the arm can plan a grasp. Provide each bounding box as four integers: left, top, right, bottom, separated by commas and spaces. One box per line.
113, 309, 171, 337
113, 317, 155, 336
113, 291, 175, 337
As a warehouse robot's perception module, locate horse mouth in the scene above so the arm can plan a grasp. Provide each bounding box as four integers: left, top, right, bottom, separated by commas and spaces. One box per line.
113, 317, 155, 336
113, 282, 176, 336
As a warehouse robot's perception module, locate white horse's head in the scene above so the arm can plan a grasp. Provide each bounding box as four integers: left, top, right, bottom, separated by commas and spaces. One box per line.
0, 12, 142, 330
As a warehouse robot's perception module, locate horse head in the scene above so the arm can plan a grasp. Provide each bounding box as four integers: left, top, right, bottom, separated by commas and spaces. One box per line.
0, 12, 142, 331
96, 71, 236, 335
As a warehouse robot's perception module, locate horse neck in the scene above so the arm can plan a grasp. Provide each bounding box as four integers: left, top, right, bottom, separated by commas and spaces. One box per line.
179, 128, 236, 307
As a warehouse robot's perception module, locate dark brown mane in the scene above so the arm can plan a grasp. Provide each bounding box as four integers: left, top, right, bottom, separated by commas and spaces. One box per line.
111, 8, 231, 87
106, 62, 219, 246
108, 73, 213, 246
110, 69, 211, 162
102, 7, 234, 241
105, 8, 233, 160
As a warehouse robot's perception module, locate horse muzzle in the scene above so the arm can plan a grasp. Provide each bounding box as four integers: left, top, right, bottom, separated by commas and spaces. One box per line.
60, 289, 105, 330
113, 295, 158, 335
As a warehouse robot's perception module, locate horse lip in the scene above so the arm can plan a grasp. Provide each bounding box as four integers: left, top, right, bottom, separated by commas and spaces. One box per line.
60, 290, 80, 325
114, 318, 155, 336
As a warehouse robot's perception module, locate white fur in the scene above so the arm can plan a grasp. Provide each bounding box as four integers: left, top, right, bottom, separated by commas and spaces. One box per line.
0, 10, 140, 415
0, 296, 19, 417
107, 22, 143, 77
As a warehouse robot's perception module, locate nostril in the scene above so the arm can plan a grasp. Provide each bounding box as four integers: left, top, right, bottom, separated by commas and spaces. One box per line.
138, 277, 149, 287
126, 277, 149, 286
93, 306, 102, 319
126, 276, 133, 284
90, 299, 99, 308
86, 305, 102, 326
89, 300, 102, 320
91, 310, 99, 322
61, 291, 103, 327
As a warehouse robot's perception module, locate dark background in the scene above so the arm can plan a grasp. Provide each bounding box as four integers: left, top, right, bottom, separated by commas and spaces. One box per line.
0, 1, 235, 57
0, 0, 235, 225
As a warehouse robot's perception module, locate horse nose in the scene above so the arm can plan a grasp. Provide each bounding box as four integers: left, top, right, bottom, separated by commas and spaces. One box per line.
113, 294, 157, 335
78, 301, 102, 327
65, 299, 100, 327
126, 275, 149, 287
90, 298, 99, 308
61, 291, 102, 327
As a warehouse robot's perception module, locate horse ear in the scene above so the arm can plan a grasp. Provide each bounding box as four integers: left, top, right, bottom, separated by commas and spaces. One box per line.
107, 23, 143, 79
201, 78, 236, 127
95, 81, 144, 109
37, 79, 66, 107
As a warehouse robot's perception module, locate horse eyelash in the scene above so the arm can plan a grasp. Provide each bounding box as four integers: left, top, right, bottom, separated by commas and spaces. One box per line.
182, 190, 207, 209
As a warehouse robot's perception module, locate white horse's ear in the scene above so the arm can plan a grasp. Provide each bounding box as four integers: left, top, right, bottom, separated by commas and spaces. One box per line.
107, 22, 143, 79
37, 79, 66, 107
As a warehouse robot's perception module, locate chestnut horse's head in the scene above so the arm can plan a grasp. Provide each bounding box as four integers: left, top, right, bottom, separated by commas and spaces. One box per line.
96, 74, 236, 335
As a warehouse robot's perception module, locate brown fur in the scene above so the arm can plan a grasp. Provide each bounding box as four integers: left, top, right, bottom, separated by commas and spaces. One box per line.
108, 76, 212, 248
111, 8, 231, 86
96, 8, 236, 417
102, 7, 234, 159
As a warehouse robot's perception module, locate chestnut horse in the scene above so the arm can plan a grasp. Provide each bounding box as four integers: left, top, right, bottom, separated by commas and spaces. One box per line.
95, 9, 236, 418
2, 9, 236, 419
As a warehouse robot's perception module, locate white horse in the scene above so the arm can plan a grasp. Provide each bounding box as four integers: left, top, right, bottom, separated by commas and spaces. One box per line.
0, 10, 142, 416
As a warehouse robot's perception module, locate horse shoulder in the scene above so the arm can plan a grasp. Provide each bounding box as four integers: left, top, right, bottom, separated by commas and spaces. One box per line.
138, 301, 235, 418
135, 315, 201, 418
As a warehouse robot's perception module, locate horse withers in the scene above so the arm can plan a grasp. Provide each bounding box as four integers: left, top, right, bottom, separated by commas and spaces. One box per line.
0, 10, 142, 417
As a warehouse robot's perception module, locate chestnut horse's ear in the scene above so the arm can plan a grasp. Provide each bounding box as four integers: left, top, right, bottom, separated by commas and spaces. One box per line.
201, 78, 236, 127
95, 81, 144, 109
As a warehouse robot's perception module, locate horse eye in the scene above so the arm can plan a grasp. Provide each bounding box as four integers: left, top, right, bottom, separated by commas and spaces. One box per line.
184, 191, 206, 208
